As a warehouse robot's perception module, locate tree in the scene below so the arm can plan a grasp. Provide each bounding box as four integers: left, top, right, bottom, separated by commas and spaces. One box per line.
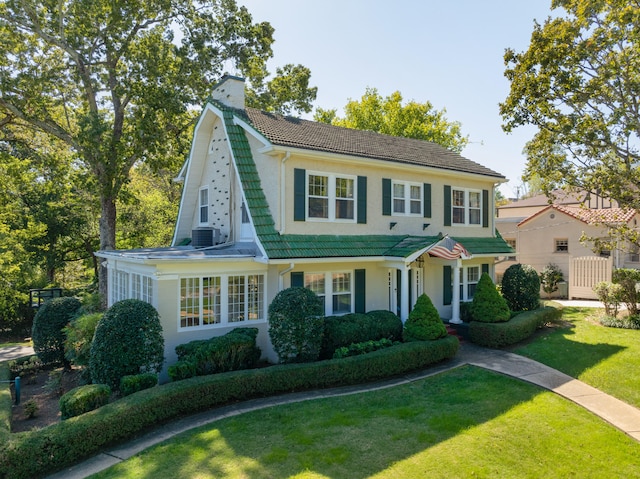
501, 0, 640, 251
314, 88, 469, 153
470, 273, 510, 323
402, 293, 448, 341
0, 0, 317, 303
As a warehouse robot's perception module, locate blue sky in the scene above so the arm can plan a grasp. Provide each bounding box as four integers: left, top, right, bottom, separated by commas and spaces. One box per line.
236, 1, 557, 197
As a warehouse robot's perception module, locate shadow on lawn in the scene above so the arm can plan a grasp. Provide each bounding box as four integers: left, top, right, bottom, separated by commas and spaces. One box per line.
104, 366, 565, 479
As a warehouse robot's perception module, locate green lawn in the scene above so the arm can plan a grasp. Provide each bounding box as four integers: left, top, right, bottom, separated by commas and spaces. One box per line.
514, 306, 640, 408
91, 365, 640, 478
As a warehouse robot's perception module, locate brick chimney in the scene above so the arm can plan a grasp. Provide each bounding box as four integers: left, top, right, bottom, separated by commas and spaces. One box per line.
211, 75, 245, 109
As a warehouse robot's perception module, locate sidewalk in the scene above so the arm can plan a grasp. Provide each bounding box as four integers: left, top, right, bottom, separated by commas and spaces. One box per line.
0, 344, 34, 362
40, 341, 640, 479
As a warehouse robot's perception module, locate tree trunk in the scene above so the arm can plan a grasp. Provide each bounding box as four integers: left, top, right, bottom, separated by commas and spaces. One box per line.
98, 195, 117, 308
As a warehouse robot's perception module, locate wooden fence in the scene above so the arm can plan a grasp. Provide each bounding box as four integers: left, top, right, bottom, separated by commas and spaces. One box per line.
569, 256, 612, 300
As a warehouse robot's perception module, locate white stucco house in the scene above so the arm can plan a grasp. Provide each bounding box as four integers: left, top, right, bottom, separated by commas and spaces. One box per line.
96, 76, 513, 375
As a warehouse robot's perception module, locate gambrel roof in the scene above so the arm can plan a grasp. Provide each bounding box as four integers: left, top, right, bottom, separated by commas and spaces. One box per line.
239, 108, 505, 179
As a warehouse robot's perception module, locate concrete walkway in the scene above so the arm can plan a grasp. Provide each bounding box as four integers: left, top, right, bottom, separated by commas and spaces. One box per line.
26, 341, 638, 479
0, 344, 33, 362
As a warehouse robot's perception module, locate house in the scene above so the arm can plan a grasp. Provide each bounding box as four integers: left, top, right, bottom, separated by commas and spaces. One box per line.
96, 76, 513, 375
496, 191, 640, 298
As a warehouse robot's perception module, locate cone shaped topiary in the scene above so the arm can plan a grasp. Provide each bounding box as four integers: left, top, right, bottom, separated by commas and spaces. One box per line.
470, 273, 510, 323
403, 293, 448, 341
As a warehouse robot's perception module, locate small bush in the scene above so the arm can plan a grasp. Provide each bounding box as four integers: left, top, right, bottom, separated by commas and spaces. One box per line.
470, 273, 510, 323
63, 312, 102, 367
598, 315, 640, 330
593, 281, 623, 318
612, 268, 640, 316
32, 297, 82, 367
539, 263, 564, 297
59, 384, 111, 419
168, 328, 261, 381
469, 305, 561, 348
403, 294, 447, 341
332, 338, 397, 359
501, 263, 540, 312
23, 400, 38, 419
321, 310, 402, 359
268, 287, 324, 363
89, 300, 164, 390
120, 373, 158, 397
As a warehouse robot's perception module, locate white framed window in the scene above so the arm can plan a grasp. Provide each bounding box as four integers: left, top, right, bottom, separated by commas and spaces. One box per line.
459, 266, 480, 301
304, 271, 352, 315
452, 188, 482, 225
112, 270, 129, 304
307, 172, 356, 221
555, 239, 569, 253
199, 186, 209, 225
179, 273, 265, 330
393, 181, 422, 215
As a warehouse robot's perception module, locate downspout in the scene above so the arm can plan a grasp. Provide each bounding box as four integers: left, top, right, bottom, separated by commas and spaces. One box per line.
279, 263, 295, 291
280, 151, 291, 234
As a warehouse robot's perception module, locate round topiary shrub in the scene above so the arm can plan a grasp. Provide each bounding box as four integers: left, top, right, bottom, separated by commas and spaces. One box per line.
89, 299, 164, 390
268, 287, 324, 363
32, 296, 82, 366
501, 263, 540, 312
403, 293, 448, 341
470, 273, 510, 323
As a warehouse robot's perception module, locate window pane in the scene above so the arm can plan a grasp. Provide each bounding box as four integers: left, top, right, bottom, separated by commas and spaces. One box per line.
308, 175, 328, 196
469, 191, 481, 208
335, 177, 354, 199
393, 183, 405, 213
453, 207, 465, 224
393, 198, 405, 213
308, 197, 328, 218
332, 294, 351, 314
247, 275, 264, 320
199, 188, 209, 224
228, 275, 245, 322
469, 209, 481, 224
202, 276, 221, 325
410, 200, 421, 214
332, 272, 351, 314
180, 278, 200, 328
410, 185, 421, 200
332, 273, 351, 293
467, 267, 479, 283
335, 177, 354, 219
453, 190, 465, 207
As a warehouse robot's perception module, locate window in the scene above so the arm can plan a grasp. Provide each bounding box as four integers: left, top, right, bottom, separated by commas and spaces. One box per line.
452, 188, 482, 225
304, 271, 352, 315
111, 270, 154, 306
505, 238, 517, 261
555, 239, 569, 253
307, 172, 355, 221
458, 266, 480, 301
179, 274, 265, 329
199, 187, 209, 225
392, 181, 422, 215
111, 270, 129, 304
628, 244, 640, 263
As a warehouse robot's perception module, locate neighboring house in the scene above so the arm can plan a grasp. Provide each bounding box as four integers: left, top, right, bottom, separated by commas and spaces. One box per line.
96, 76, 512, 375
496, 191, 640, 298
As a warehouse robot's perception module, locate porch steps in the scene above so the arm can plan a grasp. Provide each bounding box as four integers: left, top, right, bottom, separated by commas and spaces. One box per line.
445, 324, 465, 343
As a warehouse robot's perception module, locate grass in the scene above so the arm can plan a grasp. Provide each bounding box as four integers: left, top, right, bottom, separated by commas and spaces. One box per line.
513, 306, 640, 408
91, 366, 640, 478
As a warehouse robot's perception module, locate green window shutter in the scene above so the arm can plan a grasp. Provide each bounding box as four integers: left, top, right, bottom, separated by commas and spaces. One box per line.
291, 272, 304, 288
294, 168, 306, 222
423, 183, 432, 218
482, 263, 489, 275
355, 269, 366, 313
444, 185, 451, 226
382, 178, 391, 216
482, 189, 489, 228
357, 176, 367, 224
443, 266, 452, 306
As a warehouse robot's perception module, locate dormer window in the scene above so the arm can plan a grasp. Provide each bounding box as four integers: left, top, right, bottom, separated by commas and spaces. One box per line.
199, 186, 209, 225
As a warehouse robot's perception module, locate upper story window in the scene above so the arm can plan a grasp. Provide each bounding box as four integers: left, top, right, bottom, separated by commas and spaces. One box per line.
393, 181, 422, 215
307, 172, 355, 221
555, 239, 569, 253
199, 186, 209, 225
452, 188, 482, 225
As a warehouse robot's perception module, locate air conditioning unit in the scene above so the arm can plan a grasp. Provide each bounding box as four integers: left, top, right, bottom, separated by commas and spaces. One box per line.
191, 228, 220, 248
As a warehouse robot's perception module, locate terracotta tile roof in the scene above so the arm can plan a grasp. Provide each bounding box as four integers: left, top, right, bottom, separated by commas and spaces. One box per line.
555, 205, 636, 225
241, 108, 505, 179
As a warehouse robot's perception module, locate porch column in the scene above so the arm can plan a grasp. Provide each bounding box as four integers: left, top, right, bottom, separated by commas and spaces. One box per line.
450, 258, 463, 324
400, 265, 410, 322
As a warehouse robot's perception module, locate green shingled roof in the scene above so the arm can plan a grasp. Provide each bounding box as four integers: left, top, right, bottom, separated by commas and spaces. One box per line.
217, 101, 513, 260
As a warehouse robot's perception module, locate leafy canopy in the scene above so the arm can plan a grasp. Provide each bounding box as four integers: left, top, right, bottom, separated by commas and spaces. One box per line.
315, 88, 469, 153
501, 0, 640, 250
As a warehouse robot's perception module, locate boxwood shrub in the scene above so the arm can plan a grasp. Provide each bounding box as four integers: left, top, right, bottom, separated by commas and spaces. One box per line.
59, 384, 111, 420
32, 297, 82, 367
0, 336, 458, 479
120, 373, 158, 397
168, 328, 261, 381
321, 310, 403, 359
469, 305, 562, 348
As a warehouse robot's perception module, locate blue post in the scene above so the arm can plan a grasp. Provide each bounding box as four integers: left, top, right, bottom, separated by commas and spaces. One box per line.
14, 376, 20, 405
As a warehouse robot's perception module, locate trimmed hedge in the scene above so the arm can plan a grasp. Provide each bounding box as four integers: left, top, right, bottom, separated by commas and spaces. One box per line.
0, 336, 458, 479
469, 305, 562, 348
120, 373, 158, 397
332, 338, 398, 359
0, 363, 10, 440
168, 328, 261, 381
321, 310, 403, 359
59, 384, 111, 419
